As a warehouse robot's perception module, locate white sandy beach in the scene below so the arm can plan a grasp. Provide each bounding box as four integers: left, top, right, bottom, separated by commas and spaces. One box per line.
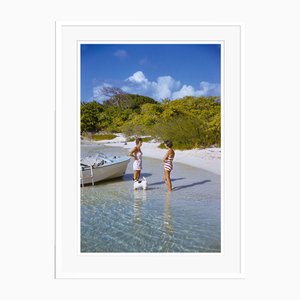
87, 134, 221, 175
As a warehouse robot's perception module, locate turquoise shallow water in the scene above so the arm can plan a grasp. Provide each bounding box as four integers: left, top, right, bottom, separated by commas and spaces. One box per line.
81, 144, 221, 252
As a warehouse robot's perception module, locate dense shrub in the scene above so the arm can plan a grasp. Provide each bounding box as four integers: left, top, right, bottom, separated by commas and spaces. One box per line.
81, 93, 221, 149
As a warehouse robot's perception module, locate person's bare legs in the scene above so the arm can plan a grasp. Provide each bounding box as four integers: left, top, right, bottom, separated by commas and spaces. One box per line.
164, 170, 172, 191
134, 170, 141, 181
133, 170, 138, 181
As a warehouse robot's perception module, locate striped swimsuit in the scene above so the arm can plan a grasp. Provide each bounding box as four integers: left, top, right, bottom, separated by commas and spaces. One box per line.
164, 155, 174, 172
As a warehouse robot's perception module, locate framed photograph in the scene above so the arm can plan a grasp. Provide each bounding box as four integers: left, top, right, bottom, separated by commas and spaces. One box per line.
55, 23, 243, 278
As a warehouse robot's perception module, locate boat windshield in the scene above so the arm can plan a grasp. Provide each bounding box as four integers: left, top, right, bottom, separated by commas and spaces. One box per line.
80, 152, 126, 166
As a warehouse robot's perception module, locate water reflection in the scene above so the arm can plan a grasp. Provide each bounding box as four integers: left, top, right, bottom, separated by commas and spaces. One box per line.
162, 192, 174, 251
133, 190, 147, 224
163, 192, 173, 234
81, 145, 221, 252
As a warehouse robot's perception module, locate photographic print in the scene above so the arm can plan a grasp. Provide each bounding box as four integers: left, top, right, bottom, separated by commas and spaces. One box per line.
80, 43, 221, 253
56, 23, 242, 277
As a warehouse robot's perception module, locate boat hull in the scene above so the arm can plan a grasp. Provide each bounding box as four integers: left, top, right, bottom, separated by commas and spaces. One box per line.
81, 157, 130, 185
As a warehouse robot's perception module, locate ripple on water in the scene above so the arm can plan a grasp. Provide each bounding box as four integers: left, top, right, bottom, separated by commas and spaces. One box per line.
81, 144, 221, 252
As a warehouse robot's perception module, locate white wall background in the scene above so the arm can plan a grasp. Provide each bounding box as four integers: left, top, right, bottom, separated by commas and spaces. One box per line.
0, 1, 299, 299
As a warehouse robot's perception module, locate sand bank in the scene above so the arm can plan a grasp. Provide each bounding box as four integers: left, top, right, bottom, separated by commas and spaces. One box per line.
99, 134, 221, 175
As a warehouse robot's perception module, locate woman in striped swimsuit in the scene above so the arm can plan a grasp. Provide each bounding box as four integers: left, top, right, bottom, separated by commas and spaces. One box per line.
163, 140, 175, 191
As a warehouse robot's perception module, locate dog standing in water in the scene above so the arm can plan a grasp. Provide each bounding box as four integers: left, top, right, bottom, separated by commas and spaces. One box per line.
133, 177, 148, 190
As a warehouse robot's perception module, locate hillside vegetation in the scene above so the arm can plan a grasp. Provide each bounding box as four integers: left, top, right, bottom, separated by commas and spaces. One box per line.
81, 93, 221, 150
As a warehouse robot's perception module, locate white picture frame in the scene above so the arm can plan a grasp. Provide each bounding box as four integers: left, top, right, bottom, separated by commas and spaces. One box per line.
55, 23, 243, 279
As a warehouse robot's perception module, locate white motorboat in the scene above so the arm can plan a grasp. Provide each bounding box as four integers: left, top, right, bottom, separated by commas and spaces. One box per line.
80, 153, 130, 186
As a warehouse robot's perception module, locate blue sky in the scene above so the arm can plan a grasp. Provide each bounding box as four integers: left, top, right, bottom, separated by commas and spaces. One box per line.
81, 44, 221, 102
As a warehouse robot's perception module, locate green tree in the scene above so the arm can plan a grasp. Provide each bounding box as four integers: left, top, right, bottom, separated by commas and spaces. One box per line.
81, 95, 221, 149
80, 101, 103, 133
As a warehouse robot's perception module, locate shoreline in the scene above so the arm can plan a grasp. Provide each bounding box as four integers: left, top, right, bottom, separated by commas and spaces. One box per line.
82, 134, 221, 175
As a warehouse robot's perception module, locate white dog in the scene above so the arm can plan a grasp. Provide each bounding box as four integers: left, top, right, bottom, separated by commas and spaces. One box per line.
133, 177, 148, 190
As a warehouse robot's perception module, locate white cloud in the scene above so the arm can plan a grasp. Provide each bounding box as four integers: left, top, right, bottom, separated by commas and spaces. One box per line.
92, 83, 112, 101
120, 85, 132, 93
197, 81, 220, 96
94, 71, 220, 102
113, 50, 128, 60
172, 84, 195, 99
153, 76, 181, 100
172, 81, 220, 99
127, 71, 149, 84
125, 72, 182, 100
